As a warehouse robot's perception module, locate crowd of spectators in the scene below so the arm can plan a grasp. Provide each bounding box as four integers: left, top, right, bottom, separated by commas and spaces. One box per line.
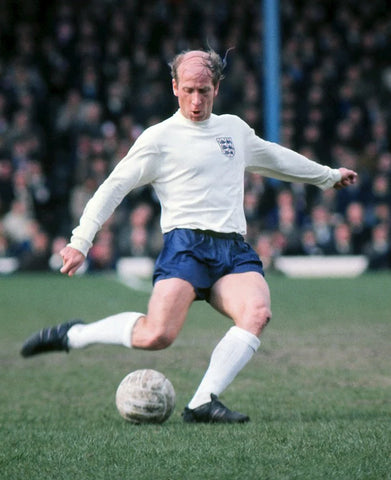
0, 0, 390, 274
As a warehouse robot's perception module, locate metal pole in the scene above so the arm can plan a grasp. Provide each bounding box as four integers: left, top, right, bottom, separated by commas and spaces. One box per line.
263, 0, 280, 143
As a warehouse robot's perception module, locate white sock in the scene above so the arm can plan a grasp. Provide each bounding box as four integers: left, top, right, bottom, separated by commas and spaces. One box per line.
187, 326, 261, 409
67, 312, 143, 349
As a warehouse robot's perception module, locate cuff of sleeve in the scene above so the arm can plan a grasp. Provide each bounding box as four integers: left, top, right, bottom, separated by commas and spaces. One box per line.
318, 168, 341, 191
68, 236, 92, 257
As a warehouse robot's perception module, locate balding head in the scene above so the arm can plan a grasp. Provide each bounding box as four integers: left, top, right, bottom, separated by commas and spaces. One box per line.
170, 49, 225, 87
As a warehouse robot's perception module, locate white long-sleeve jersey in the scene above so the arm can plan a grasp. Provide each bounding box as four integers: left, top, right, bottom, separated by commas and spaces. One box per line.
69, 110, 341, 256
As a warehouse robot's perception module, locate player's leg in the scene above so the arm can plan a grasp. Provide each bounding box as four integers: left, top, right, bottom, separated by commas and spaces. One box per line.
185, 272, 271, 410
21, 277, 196, 356
69, 277, 195, 351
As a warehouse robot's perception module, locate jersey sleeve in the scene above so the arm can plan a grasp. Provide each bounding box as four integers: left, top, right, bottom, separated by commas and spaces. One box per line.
69, 130, 160, 256
243, 125, 341, 190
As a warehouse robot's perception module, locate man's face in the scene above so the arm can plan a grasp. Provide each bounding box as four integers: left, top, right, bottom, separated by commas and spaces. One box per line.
172, 52, 219, 122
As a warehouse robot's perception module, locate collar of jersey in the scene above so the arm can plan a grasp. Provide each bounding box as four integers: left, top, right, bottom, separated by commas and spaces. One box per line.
175, 109, 214, 128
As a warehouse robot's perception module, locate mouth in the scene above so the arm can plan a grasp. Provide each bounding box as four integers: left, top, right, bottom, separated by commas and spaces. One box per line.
191, 109, 205, 120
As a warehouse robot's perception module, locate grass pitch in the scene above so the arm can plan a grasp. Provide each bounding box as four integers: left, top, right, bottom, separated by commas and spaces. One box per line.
1, 272, 390, 480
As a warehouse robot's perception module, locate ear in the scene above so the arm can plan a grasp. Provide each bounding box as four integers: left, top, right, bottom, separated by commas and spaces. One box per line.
214, 82, 220, 97
172, 79, 179, 97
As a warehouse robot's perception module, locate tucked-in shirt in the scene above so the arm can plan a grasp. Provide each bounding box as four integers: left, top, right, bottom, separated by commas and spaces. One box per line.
69, 110, 341, 256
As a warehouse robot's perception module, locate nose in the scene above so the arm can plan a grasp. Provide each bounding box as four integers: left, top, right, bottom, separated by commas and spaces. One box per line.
191, 92, 202, 106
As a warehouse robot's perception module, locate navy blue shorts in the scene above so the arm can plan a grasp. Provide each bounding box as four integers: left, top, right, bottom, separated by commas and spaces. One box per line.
153, 228, 264, 300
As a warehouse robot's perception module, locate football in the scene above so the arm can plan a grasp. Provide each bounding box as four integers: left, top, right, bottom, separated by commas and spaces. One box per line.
115, 369, 176, 424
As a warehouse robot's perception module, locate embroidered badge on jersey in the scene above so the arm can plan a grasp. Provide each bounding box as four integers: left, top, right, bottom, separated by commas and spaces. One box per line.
216, 137, 235, 157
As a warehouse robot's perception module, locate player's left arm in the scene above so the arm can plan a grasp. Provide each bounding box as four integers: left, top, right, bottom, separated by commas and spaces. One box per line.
244, 133, 357, 191
333, 167, 358, 190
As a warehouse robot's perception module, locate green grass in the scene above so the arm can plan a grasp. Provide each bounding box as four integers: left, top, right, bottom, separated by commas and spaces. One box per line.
1, 272, 390, 480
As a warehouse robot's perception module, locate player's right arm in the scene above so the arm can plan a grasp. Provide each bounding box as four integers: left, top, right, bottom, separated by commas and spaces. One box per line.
61, 127, 160, 276
60, 246, 86, 276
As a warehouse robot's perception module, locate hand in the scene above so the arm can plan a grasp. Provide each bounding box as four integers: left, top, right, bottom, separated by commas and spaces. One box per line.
60, 246, 86, 276
333, 168, 358, 190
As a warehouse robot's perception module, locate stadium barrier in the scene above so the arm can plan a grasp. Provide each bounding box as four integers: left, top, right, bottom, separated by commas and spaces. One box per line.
274, 255, 368, 278
0, 257, 19, 274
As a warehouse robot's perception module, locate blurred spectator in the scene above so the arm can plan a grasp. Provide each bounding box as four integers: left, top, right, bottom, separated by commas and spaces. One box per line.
2, 199, 32, 250
297, 228, 324, 256
243, 190, 261, 244
345, 202, 372, 254
371, 203, 390, 227
307, 205, 334, 252
54, 89, 85, 142
116, 203, 160, 258
28, 160, 52, 231
255, 233, 276, 272
88, 228, 116, 272
366, 223, 391, 270
69, 176, 98, 227
370, 174, 390, 205
276, 202, 302, 255
327, 222, 354, 256
376, 152, 391, 176
18, 228, 50, 271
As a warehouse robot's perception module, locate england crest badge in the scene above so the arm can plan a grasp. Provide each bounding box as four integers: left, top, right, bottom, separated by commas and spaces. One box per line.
216, 137, 235, 157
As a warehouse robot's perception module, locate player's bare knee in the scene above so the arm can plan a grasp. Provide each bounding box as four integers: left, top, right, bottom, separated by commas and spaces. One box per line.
144, 330, 175, 350
247, 302, 272, 335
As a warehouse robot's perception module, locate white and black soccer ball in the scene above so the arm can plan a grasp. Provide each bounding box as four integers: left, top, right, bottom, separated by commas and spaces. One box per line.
115, 369, 176, 424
